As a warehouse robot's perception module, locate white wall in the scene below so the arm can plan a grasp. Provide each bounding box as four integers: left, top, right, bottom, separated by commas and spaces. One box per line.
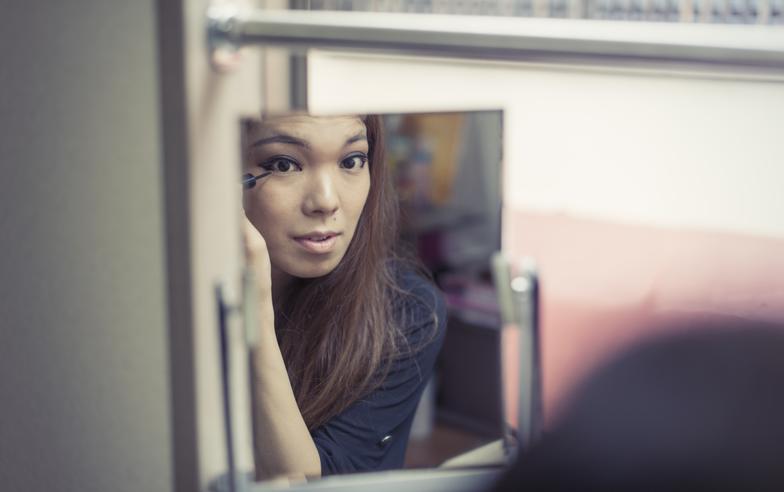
0, 1, 171, 491
308, 51, 784, 239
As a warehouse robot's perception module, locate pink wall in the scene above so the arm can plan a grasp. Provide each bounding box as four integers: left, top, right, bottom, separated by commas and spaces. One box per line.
505, 210, 784, 426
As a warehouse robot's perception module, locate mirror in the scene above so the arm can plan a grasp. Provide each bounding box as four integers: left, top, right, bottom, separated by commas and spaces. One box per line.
237, 110, 507, 486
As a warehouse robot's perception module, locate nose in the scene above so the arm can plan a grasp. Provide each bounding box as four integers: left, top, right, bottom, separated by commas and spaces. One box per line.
302, 169, 339, 217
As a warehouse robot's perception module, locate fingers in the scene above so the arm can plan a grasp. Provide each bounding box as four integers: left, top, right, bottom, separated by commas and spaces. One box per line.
242, 215, 268, 261
242, 214, 273, 293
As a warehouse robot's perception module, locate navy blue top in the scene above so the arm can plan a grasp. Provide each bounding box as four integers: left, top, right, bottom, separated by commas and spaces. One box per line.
310, 268, 447, 476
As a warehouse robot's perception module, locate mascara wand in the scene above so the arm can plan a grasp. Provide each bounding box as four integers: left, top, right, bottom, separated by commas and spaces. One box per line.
242, 171, 271, 189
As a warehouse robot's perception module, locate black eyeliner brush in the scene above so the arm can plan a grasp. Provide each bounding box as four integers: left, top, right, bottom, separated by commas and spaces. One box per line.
242, 171, 272, 189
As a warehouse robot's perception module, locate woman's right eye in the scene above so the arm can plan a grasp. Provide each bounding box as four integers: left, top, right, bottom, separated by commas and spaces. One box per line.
261, 157, 302, 174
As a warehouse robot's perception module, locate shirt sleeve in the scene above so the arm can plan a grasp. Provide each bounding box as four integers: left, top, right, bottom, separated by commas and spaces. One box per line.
310, 272, 447, 476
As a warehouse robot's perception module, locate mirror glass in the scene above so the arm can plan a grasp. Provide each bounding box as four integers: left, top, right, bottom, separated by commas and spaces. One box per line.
239, 110, 506, 485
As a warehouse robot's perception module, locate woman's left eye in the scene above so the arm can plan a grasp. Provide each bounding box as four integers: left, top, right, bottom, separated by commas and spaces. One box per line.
340, 153, 368, 170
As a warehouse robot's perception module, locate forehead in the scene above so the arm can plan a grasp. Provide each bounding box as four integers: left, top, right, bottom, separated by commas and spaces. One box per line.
258, 115, 366, 142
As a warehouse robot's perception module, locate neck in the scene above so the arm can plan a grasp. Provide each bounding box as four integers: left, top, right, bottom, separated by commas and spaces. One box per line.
271, 265, 294, 307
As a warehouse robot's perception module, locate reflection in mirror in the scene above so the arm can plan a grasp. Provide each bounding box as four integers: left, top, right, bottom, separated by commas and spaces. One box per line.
238, 110, 505, 486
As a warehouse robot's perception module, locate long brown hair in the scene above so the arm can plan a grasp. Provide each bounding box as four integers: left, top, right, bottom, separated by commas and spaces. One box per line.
266, 115, 420, 430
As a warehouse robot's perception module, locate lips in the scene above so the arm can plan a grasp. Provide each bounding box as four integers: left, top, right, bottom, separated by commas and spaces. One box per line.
293, 231, 341, 254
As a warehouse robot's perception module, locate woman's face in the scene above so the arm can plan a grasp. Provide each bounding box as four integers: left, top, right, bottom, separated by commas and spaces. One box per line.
243, 115, 371, 283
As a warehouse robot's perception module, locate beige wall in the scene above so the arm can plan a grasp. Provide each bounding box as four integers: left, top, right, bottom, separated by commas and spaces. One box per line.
0, 1, 171, 491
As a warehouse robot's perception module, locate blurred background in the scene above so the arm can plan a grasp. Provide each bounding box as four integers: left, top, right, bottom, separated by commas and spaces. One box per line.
380, 111, 504, 468
297, 0, 783, 24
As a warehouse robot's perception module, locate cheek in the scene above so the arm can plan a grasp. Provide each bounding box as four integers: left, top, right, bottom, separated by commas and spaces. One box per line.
345, 175, 371, 221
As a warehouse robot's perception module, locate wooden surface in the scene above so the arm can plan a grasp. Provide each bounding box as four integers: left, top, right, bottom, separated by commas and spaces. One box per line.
404, 422, 494, 469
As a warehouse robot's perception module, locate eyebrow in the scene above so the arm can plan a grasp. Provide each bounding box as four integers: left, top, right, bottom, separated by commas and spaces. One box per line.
251, 132, 367, 149
251, 134, 311, 149
345, 132, 367, 145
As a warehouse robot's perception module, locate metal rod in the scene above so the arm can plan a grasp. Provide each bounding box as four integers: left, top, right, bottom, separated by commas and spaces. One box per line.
207, 8, 784, 69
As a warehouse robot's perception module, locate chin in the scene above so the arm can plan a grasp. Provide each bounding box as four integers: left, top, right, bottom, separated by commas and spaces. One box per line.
283, 256, 342, 280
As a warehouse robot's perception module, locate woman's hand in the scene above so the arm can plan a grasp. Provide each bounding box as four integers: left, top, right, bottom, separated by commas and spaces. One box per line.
242, 215, 272, 295
242, 216, 323, 481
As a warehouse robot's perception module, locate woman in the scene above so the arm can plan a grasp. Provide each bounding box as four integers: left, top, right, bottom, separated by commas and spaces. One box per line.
241, 113, 446, 481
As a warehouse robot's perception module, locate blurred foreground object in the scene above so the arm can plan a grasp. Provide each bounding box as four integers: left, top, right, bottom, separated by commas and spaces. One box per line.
492, 319, 784, 491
